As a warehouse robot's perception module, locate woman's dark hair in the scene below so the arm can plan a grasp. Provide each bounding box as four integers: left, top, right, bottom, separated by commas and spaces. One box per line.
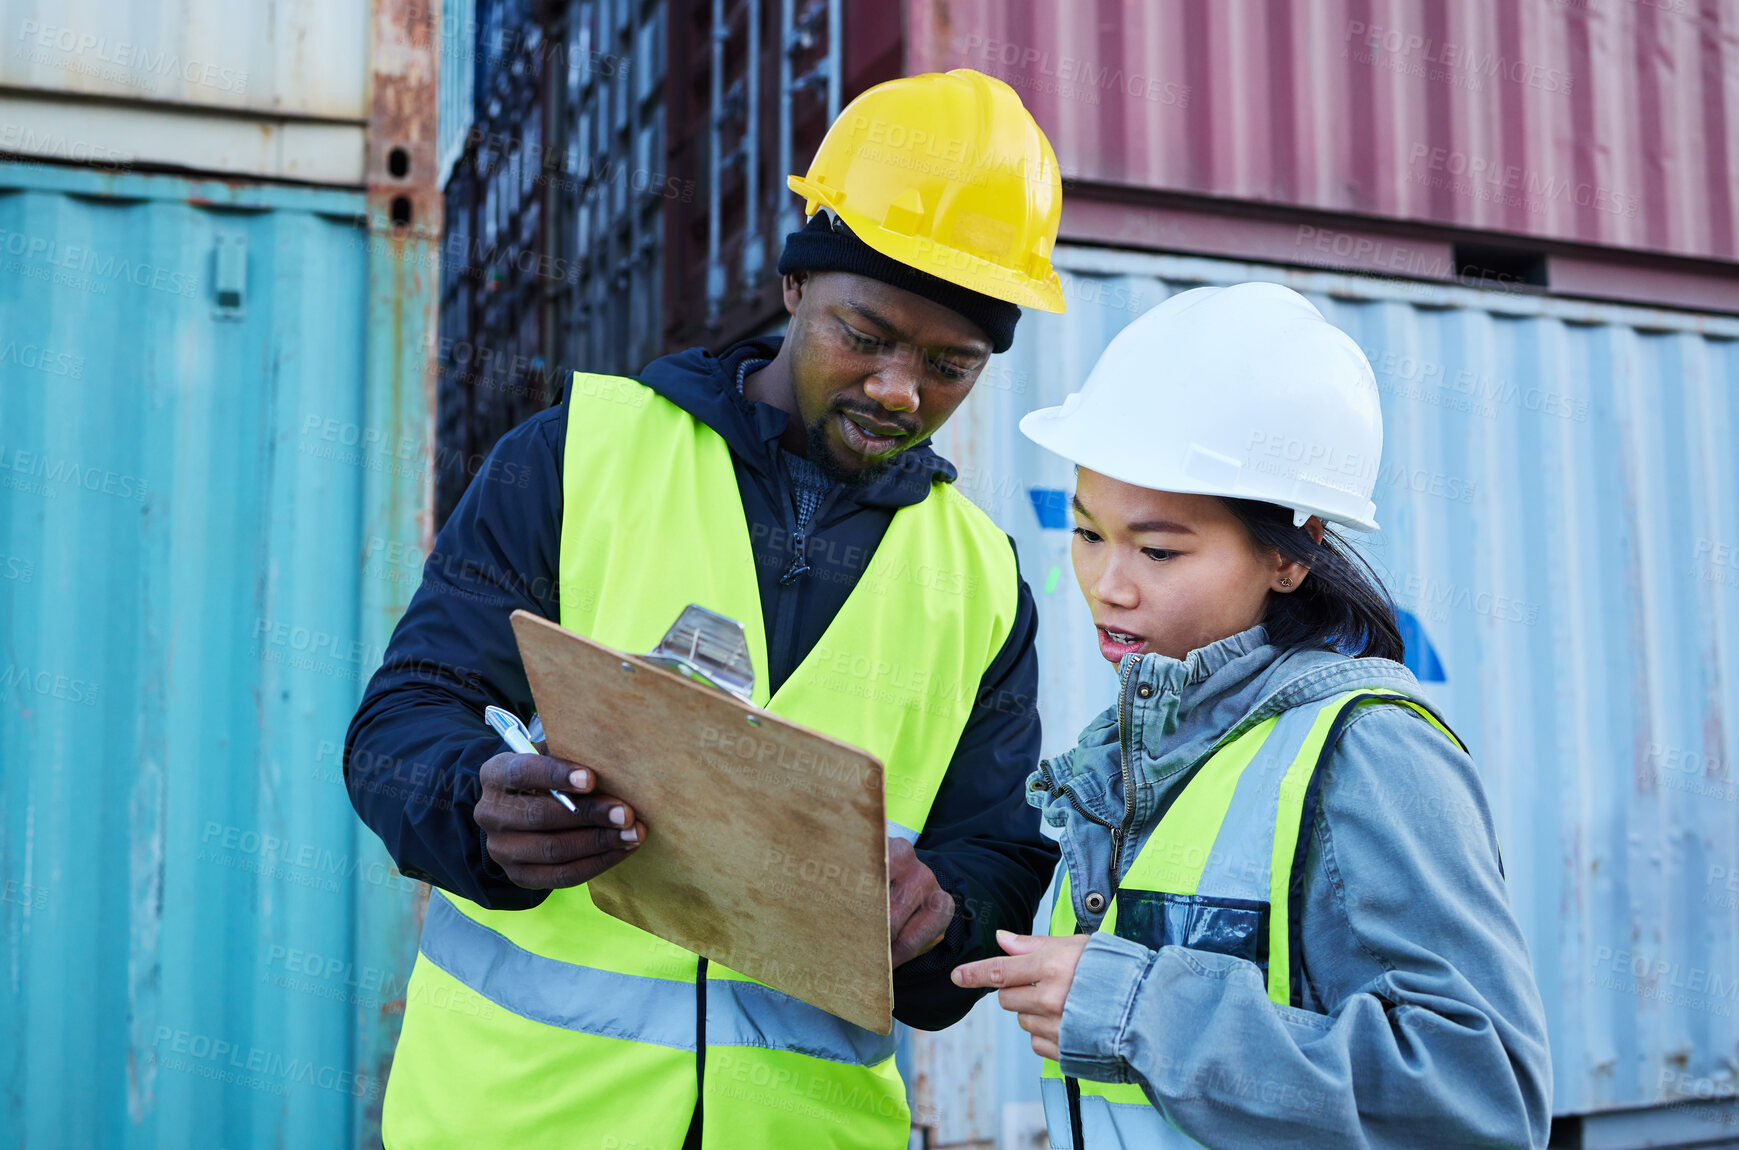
1220, 498, 1405, 662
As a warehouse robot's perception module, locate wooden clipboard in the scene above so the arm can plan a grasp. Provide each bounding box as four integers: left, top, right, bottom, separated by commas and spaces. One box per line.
510, 610, 893, 1033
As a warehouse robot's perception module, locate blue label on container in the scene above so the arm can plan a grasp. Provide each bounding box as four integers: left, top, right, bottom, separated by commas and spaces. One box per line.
1028, 487, 1070, 530
1395, 609, 1446, 682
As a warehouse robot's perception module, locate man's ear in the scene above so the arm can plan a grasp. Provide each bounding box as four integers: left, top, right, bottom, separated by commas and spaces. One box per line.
782, 271, 809, 317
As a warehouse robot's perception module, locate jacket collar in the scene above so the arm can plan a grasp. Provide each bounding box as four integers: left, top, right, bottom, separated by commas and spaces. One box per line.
1037, 626, 1421, 834
631, 337, 956, 510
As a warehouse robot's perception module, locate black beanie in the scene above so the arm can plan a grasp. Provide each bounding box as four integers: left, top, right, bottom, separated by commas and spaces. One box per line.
776, 212, 1022, 353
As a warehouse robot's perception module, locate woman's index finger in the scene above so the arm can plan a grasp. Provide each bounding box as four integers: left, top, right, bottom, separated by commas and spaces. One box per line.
950, 951, 1043, 988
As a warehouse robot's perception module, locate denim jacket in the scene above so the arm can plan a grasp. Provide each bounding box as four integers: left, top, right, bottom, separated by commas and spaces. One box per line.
1030, 625, 1553, 1148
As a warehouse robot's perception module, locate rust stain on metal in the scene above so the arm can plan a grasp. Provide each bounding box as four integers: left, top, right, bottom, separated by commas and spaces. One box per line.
369, 0, 442, 230
359, 0, 441, 1137
369, 0, 442, 558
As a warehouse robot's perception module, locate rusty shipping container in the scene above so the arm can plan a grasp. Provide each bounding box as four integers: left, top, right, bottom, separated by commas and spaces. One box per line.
435, 0, 903, 522
660, 0, 1739, 357
910, 0, 1739, 298
547, 0, 672, 389
436, 0, 558, 525
0, 0, 440, 1145
441, 0, 1739, 503
437, 0, 674, 526
660, 0, 903, 349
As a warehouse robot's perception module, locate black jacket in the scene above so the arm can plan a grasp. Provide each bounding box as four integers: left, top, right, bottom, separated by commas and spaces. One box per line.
343, 337, 1057, 1029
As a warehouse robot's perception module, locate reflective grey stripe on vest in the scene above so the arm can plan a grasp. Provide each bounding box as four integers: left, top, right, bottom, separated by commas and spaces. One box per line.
419, 893, 698, 1049
886, 819, 920, 844
709, 978, 896, 1065
1040, 1077, 1202, 1149
1049, 708, 1337, 1150
1192, 704, 1330, 901
420, 892, 895, 1066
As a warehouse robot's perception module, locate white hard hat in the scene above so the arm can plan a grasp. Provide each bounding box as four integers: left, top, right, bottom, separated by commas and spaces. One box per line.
1019, 282, 1384, 531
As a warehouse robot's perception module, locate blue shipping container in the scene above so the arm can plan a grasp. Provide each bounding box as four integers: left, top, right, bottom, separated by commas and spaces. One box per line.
0, 162, 429, 1148
924, 246, 1739, 1144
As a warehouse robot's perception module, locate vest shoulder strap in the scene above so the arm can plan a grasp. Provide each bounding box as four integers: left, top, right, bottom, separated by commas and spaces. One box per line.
1270, 687, 1467, 1006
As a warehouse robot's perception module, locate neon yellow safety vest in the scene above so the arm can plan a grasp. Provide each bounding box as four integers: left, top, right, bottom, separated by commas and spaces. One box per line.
1040, 689, 1465, 1149
382, 374, 1019, 1149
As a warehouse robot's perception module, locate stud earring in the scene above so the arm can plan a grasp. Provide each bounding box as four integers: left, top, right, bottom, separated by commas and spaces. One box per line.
1279, 576, 1293, 588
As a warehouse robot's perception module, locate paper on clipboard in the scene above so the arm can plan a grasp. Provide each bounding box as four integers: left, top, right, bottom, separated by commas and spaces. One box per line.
509, 610, 894, 1034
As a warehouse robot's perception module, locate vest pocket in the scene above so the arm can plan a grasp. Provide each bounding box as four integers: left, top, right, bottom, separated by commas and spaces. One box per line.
1112, 892, 1270, 975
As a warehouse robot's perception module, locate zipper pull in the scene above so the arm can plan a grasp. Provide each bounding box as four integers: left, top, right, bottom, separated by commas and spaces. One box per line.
779, 531, 811, 585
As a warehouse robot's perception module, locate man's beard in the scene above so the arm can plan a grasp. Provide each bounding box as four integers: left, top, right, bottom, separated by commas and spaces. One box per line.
804, 410, 905, 488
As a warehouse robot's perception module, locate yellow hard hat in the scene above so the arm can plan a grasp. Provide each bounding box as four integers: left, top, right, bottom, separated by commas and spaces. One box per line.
787, 69, 1066, 313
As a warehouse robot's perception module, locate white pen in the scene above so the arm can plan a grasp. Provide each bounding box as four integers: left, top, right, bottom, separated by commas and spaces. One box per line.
484, 705, 579, 813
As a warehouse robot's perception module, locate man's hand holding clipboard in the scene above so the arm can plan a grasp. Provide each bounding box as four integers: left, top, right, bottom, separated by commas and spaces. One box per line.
502, 606, 918, 1034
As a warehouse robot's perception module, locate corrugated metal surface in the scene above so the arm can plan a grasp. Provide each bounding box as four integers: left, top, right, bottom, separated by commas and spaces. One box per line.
661, 0, 903, 349
908, 0, 1739, 266
550, 0, 669, 381
904, 979, 1052, 1149
438, 0, 481, 187
0, 0, 368, 119
435, 0, 553, 525
358, 0, 442, 1126
0, 163, 426, 1146
929, 246, 1739, 1126
0, 92, 369, 185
